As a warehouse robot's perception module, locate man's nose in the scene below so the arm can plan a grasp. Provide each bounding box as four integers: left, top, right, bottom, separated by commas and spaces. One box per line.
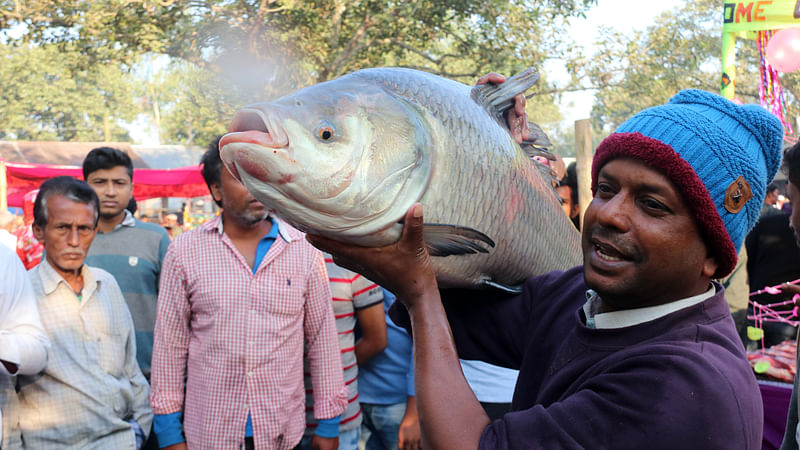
594, 194, 631, 233
67, 227, 81, 246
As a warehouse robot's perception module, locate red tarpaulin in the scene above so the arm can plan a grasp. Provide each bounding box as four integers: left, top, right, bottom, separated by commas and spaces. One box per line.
3, 161, 209, 207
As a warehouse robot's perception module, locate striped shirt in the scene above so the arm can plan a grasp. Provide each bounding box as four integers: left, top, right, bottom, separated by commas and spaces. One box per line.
150, 216, 348, 449
303, 255, 383, 435
86, 210, 171, 376
19, 260, 152, 449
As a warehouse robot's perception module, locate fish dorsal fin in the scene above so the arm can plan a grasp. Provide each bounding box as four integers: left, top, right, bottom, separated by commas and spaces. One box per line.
470, 67, 539, 123
521, 120, 551, 149
423, 223, 495, 257
521, 123, 560, 189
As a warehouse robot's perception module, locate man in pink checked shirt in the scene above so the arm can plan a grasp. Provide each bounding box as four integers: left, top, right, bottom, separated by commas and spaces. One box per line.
149, 137, 348, 450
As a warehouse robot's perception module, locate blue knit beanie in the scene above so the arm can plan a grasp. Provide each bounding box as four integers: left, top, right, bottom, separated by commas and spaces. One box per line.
592, 89, 784, 278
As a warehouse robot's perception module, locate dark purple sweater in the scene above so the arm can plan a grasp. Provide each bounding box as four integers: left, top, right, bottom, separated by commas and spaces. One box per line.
392, 266, 763, 449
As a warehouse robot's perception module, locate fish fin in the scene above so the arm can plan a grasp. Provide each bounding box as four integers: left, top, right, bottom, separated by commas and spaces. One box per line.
479, 279, 524, 294
470, 67, 539, 119
423, 224, 495, 257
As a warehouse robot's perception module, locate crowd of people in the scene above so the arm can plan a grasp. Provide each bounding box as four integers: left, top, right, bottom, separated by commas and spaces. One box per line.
2, 75, 800, 450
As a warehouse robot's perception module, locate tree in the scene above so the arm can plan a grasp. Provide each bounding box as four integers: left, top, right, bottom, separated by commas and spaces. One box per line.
0, 42, 135, 141
1, 0, 597, 144
583, 0, 798, 135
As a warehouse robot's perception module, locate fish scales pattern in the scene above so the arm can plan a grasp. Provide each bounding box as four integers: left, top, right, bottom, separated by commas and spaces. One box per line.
352, 69, 580, 287
222, 67, 581, 289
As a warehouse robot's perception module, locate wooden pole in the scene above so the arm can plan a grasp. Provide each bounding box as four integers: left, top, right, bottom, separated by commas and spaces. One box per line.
0, 160, 7, 211
574, 119, 593, 230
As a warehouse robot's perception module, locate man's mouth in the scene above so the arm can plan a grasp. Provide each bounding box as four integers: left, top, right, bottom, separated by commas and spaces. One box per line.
592, 240, 629, 262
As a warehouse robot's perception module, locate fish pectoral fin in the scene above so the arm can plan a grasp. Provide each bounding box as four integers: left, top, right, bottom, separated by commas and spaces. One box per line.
479, 279, 523, 294
422, 224, 495, 257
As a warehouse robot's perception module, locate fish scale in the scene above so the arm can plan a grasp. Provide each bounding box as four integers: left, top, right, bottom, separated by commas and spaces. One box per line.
220, 67, 582, 291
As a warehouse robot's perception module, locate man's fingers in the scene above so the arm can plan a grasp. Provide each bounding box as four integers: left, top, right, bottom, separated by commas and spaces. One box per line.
514, 93, 526, 116
305, 234, 341, 255
399, 203, 426, 255
476, 72, 505, 86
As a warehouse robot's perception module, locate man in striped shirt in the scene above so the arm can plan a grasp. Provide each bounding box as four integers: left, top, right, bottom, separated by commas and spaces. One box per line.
299, 255, 386, 449
150, 138, 347, 450
82, 147, 171, 381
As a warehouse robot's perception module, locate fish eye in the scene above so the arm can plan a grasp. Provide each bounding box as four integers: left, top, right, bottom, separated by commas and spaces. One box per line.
315, 122, 336, 142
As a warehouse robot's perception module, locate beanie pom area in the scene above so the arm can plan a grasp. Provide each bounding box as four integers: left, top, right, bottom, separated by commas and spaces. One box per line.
592, 132, 737, 278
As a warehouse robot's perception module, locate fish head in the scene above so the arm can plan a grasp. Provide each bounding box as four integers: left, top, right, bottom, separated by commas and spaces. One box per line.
219, 80, 432, 241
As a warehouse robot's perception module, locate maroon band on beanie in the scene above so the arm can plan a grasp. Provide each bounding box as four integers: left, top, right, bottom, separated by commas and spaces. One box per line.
591, 132, 737, 278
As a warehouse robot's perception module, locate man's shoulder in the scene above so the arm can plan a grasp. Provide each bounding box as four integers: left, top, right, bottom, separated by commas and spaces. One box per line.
87, 265, 119, 287
168, 221, 218, 251
521, 265, 586, 303
132, 219, 171, 238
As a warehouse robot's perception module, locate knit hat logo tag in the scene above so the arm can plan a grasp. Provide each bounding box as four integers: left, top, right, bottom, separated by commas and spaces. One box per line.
724, 176, 753, 214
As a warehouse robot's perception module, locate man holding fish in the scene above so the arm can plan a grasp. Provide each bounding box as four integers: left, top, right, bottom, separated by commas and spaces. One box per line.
305, 82, 781, 448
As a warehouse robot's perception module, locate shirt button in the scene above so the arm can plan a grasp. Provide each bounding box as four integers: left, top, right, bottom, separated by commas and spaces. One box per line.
247, 371, 253, 377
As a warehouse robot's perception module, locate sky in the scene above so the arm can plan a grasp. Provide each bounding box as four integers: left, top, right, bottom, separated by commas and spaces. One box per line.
551, 0, 685, 124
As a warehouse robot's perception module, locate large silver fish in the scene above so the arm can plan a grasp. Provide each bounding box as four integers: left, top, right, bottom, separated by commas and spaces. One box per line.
219, 67, 581, 292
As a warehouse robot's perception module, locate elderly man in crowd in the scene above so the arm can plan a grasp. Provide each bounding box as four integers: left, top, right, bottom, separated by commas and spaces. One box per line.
17, 176, 152, 449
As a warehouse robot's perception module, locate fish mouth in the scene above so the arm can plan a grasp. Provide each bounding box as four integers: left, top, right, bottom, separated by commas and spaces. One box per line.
226, 108, 289, 147
220, 107, 292, 184
220, 107, 287, 161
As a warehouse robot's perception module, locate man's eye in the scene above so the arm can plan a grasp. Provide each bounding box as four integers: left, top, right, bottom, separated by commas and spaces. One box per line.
643, 198, 667, 211
596, 184, 614, 195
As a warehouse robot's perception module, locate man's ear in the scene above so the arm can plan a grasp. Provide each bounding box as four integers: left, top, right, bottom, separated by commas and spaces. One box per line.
209, 182, 223, 206
32, 223, 44, 242
702, 254, 719, 279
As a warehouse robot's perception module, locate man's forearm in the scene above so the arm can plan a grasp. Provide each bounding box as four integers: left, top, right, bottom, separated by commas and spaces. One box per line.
407, 290, 490, 449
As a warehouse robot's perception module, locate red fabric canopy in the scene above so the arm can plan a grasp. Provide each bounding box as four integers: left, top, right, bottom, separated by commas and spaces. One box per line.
3, 161, 209, 207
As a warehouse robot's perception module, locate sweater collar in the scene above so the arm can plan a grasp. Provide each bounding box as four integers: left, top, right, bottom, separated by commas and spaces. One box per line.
582, 284, 716, 329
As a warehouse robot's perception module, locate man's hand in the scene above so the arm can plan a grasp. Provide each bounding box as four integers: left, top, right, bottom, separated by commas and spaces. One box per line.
475, 72, 530, 144
311, 435, 339, 450
161, 444, 187, 450
398, 396, 421, 450
307, 203, 438, 310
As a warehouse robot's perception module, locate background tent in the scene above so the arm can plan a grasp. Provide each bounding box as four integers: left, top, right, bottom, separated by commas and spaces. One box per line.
2, 160, 208, 208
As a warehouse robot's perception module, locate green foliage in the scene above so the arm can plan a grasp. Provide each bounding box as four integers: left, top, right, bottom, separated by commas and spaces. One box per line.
0, 42, 135, 141
586, 0, 721, 132
585, 0, 798, 136
1, 0, 596, 144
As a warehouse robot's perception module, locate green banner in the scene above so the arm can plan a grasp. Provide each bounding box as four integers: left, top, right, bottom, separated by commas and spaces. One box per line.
722, 0, 800, 33
720, 0, 800, 97
721, 32, 737, 99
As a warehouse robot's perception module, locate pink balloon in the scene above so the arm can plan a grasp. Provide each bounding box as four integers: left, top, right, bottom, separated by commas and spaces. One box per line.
766, 27, 800, 73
